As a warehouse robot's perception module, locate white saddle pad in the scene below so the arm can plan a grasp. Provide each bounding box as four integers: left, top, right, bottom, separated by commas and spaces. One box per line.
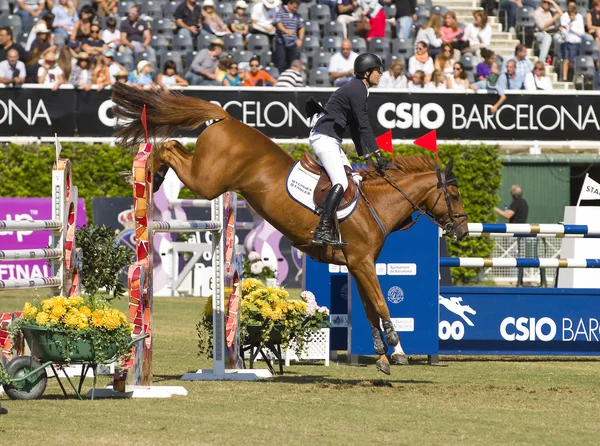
286, 160, 358, 222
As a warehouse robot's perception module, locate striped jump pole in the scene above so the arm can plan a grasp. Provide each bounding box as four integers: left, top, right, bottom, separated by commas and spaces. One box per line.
0, 158, 79, 297
440, 258, 600, 268
467, 223, 600, 237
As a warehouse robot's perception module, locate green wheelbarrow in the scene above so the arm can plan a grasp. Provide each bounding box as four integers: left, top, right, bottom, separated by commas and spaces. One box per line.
2, 325, 149, 401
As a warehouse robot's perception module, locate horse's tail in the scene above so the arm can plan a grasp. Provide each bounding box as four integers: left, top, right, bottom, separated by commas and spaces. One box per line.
111, 83, 230, 148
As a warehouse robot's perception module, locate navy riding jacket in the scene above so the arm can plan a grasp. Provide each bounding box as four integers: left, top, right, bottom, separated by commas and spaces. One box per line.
312, 77, 379, 157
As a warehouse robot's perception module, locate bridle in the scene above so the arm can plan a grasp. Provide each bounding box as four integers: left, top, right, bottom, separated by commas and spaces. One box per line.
377, 163, 468, 239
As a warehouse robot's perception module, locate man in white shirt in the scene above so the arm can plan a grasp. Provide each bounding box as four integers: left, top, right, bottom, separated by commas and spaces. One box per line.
328, 39, 358, 86
0, 49, 26, 86
534, 0, 562, 63
252, 0, 278, 37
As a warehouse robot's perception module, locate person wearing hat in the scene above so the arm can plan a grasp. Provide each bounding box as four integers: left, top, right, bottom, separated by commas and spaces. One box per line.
128, 59, 155, 88
29, 23, 54, 55
202, 0, 233, 36
102, 48, 124, 83
174, 0, 206, 38
228, 1, 251, 37
251, 0, 278, 38
273, 0, 304, 73
115, 68, 129, 84
306, 53, 386, 248
37, 50, 64, 91
68, 51, 92, 90
185, 37, 224, 85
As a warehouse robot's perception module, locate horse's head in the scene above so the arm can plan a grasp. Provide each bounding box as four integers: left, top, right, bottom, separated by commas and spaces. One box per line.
426, 158, 469, 241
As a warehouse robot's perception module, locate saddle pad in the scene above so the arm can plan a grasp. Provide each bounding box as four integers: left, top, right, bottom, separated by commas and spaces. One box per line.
286, 160, 358, 221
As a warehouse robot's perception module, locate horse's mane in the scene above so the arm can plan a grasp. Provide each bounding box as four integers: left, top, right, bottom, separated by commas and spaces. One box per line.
358, 155, 436, 183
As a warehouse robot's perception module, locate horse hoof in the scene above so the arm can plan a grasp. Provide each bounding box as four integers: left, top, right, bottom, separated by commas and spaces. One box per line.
375, 360, 391, 375
385, 330, 399, 347
390, 353, 409, 366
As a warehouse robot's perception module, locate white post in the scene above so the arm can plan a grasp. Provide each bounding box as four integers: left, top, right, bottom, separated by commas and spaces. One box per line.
212, 194, 225, 376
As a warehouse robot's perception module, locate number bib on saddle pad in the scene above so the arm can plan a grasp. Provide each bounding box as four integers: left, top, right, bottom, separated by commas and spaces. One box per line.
286, 153, 359, 221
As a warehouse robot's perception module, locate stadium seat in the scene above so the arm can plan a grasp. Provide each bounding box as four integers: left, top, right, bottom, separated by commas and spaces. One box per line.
351, 37, 367, 53
376, 51, 392, 66
574, 55, 595, 89
298, 2, 310, 21
384, 4, 397, 20
252, 49, 273, 67
460, 54, 475, 72
581, 40, 600, 60
384, 21, 394, 39
370, 37, 391, 54
217, 2, 234, 19
264, 66, 279, 79
324, 21, 345, 38
392, 38, 414, 58
516, 7, 535, 46
247, 34, 270, 53
302, 36, 321, 59
466, 71, 475, 83
158, 50, 184, 74
225, 33, 244, 53
78, 0, 93, 7
414, 5, 428, 19
184, 50, 197, 71
430, 5, 448, 17
304, 21, 320, 38
0, 0, 10, 15
155, 18, 175, 35
309, 4, 331, 26
142, 1, 164, 18
117, 1, 135, 16
53, 32, 67, 49
197, 34, 214, 50
309, 67, 332, 87
165, 1, 179, 17
152, 35, 171, 52
313, 51, 332, 68
233, 50, 253, 64
134, 51, 157, 65
0, 15, 22, 36
115, 52, 135, 71
323, 36, 342, 53
173, 34, 194, 51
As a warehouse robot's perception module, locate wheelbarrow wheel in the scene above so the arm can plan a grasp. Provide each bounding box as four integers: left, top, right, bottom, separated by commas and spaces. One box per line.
4, 356, 48, 400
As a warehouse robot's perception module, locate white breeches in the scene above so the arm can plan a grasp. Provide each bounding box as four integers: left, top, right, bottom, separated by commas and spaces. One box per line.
309, 132, 352, 191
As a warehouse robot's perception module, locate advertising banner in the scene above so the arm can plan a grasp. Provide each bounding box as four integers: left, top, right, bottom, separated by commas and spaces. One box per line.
1, 88, 599, 141
0, 198, 88, 282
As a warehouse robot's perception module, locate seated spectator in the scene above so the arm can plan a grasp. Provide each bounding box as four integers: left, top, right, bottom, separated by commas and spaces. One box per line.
500, 0, 536, 33
336, 0, 360, 39
501, 44, 533, 78
434, 43, 454, 78
252, 0, 278, 39
560, 4, 585, 81
358, 0, 386, 41
52, 0, 78, 39
409, 41, 434, 82
390, 0, 416, 39
378, 58, 407, 88
415, 13, 443, 58
222, 62, 243, 86
128, 59, 155, 88
185, 37, 224, 85
26, 14, 55, 52
408, 69, 425, 89
0, 48, 27, 86
71, 5, 95, 45
215, 55, 232, 82
57, 44, 72, 80
328, 39, 358, 87
490, 59, 524, 113
175, 0, 205, 38
82, 23, 107, 57
92, 53, 111, 90
69, 51, 92, 90
426, 69, 447, 89
446, 61, 470, 90
534, 0, 563, 64
229, 1, 251, 37
29, 24, 54, 55
525, 61, 553, 90
587, 0, 600, 46
203, 0, 233, 36
441, 11, 467, 52
16, 0, 47, 24
471, 61, 499, 90
243, 57, 278, 86
0, 27, 27, 63
157, 60, 189, 88
101, 16, 121, 49
37, 50, 64, 90
463, 10, 491, 55
120, 4, 155, 57
276, 59, 305, 87
274, 0, 304, 73
95, 0, 118, 19
476, 48, 496, 81
115, 69, 129, 84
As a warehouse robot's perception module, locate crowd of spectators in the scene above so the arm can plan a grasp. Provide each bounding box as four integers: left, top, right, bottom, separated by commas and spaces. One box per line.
0, 0, 598, 92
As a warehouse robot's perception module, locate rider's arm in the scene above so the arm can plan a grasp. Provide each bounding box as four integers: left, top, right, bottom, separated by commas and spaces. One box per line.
349, 86, 379, 155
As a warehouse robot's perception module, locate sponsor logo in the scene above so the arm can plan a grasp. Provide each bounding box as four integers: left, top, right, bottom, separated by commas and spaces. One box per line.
500, 317, 556, 342
439, 295, 477, 340
387, 263, 417, 276
387, 286, 404, 304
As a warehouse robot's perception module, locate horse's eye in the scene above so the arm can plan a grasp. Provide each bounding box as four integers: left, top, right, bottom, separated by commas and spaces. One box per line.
451, 195, 459, 202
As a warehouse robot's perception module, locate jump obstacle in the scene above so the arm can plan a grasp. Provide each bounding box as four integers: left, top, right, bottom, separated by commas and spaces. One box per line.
304, 217, 600, 360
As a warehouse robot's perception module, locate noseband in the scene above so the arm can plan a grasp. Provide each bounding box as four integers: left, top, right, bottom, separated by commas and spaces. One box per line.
378, 165, 468, 236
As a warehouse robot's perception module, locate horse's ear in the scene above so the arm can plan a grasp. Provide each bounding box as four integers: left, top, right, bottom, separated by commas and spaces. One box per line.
435, 163, 442, 181
445, 157, 454, 176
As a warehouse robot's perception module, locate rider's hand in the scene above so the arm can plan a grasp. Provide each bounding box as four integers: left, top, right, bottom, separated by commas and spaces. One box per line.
372, 150, 388, 172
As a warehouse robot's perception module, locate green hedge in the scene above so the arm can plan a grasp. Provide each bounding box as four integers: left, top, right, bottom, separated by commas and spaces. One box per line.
0, 142, 502, 284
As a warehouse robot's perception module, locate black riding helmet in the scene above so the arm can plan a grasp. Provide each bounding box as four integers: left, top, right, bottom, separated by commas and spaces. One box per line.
354, 53, 383, 78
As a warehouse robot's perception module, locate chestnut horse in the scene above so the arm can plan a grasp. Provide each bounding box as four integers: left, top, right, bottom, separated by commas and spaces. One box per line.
111, 83, 468, 375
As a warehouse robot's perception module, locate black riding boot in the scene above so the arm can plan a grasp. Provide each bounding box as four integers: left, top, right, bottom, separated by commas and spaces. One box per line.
312, 184, 347, 248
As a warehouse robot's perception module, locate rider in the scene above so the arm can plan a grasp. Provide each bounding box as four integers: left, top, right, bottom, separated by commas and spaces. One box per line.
308, 52, 388, 248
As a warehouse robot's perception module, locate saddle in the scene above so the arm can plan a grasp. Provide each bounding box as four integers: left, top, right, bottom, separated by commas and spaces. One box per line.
299, 152, 358, 211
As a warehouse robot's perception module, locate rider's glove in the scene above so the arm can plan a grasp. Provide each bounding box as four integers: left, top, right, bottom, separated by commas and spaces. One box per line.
371, 149, 388, 172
